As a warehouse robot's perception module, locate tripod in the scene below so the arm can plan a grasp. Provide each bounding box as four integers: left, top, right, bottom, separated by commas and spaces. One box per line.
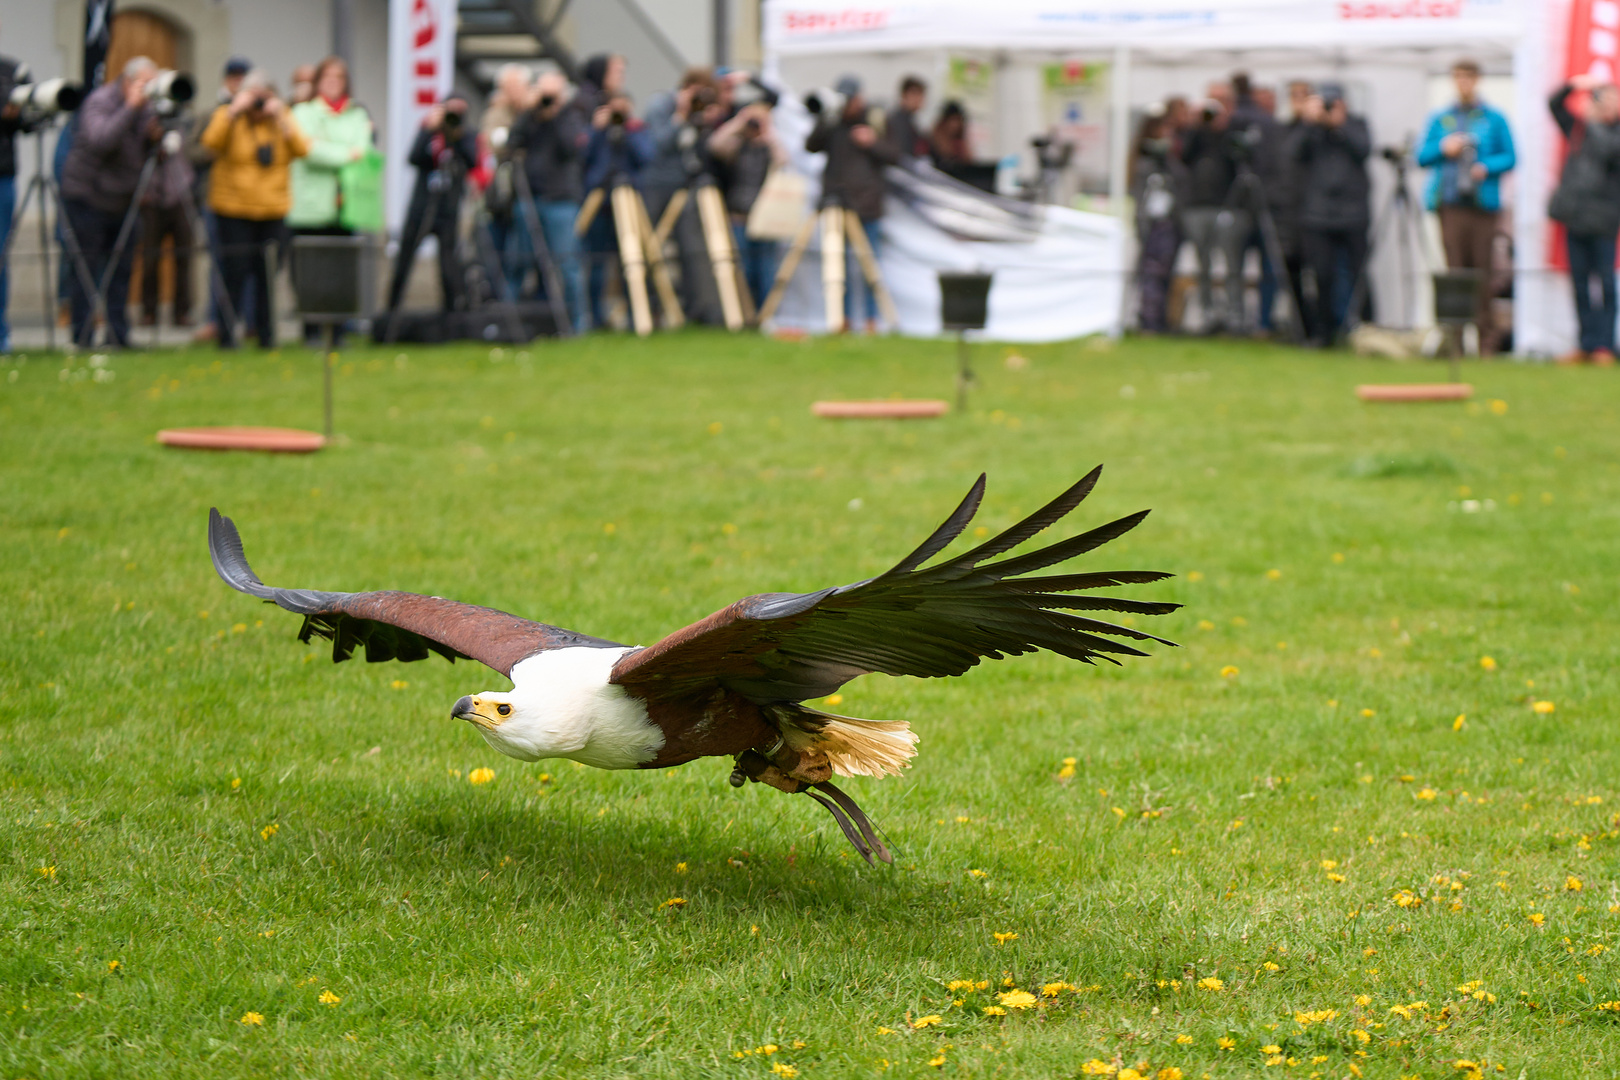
0, 121, 98, 351
757, 201, 896, 332
383, 147, 472, 344
1226, 154, 1302, 344
575, 174, 682, 336
1345, 151, 1429, 337
653, 172, 754, 331
101, 128, 238, 349
505, 153, 577, 336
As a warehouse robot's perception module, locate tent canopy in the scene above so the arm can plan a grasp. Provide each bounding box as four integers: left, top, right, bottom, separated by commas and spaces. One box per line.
765, 0, 1531, 57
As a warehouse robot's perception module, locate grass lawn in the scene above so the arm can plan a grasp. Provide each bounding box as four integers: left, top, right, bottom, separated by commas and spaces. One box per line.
2, 331, 1618, 1079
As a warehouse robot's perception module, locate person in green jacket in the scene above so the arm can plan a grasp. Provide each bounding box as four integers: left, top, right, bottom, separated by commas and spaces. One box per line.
288, 55, 374, 346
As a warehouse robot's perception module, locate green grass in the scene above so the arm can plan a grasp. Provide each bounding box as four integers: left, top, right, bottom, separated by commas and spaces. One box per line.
2, 331, 1618, 1079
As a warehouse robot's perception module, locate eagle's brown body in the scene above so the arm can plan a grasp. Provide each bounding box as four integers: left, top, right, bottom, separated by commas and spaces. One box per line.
209, 469, 1178, 862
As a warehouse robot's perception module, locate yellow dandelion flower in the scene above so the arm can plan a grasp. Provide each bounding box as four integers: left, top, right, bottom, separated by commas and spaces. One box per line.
240, 1011, 264, 1026
1479, 656, 1497, 670
876, 1026, 896, 1035
1262, 961, 1281, 971
1266, 568, 1282, 580
956, 815, 970, 824
1489, 398, 1507, 415
1175, 1034, 1194, 1045
260, 823, 279, 840
825, 694, 843, 706
993, 931, 1018, 943
1218, 1036, 1236, 1050
1261, 1045, 1282, 1055
1355, 994, 1372, 1007
1197, 619, 1215, 630
1529, 912, 1545, 927
771, 1064, 798, 1079
1058, 763, 1076, 778
1416, 788, 1438, 801
390, 679, 408, 689
968, 869, 987, 879
1361, 708, 1375, 718
1062, 756, 1077, 766
1118, 1070, 1144, 1080
1332, 552, 1345, 563
317, 990, 341, 1006
1220, 665, 1240, 678
997, 990, 1037, 1010
1567, 875, 1584, 892
1197, 977, 1224, 991
1041, 982, 1072, 997
659, 897, 687, 910
982, 1005, 1006, 1016
1187, 571, 1204, 582
675, 862, 688, 874
36, 865, 57, 881
946, 979, 975, 992
1320, 859, 1338, 869
912, 1015, 942, 1029
1531, 700, 1555, 714
468, 767, 495, 785
106, 959, 121, 972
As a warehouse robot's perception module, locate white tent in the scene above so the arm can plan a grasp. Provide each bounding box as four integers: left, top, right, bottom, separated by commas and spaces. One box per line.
764, 0, 1588, 356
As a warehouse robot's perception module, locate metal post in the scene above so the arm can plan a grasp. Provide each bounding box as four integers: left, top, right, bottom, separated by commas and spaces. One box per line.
956, 332, 974, 413
332, 0, 355, 64
323, 336, 335, 440
33, 133, 53, 352
713, 0, 730, 68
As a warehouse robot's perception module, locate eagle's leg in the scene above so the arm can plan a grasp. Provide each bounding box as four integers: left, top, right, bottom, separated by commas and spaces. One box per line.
728, 748, 890, 864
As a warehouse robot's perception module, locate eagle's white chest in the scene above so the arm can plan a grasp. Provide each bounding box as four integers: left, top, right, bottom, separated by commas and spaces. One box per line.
481, 646, 664, 769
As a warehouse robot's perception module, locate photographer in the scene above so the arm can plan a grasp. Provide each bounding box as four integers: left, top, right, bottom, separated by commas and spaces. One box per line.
888, 76, 929, 162
806, 75, 898, 333
385, 94, 477, 316
1130, 105, 1185, 334
137, 109, 196, 329
189, 55, 251, 344
1417, 59, 1515, 354
199, 70, 311, 349
61, 56, 163, 348
581, 90, 651, 329
709, 97, 788, 308
1176, 98, 1247, 334
641, 68, 725, 324
1548, 74, 1620, 364
0, 47, 25, 352
288, 56, 373, 346
507, 71, 587, 331
1228, 72, 1282, 334
1290, 84, 1370, 347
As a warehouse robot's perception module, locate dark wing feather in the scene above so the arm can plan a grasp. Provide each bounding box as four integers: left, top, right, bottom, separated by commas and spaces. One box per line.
209, 509, 620, 677
610, 468, 1179, 703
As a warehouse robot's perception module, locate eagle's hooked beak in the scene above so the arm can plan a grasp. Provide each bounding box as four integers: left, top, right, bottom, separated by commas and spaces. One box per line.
452, 695, 497, 730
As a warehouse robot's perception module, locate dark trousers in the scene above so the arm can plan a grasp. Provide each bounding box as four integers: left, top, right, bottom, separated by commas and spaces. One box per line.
388, 197, 462, 312
1301, 225, 1368, 346
1284, 252, 1316, 343
1438, 204, 1500, 353
140, 203, 193, 323
1567, 231, 1618, 355
1136, 218, 1180, 332
216, 214, 282, 348
64, 198, 137, 348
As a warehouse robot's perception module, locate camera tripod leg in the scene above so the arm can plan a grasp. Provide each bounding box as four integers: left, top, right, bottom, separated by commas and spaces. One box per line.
507, 162, 576, 336
819, 206, 846, 333
631, 193, 683, 330
471, 213, 528, 343
654, 188, 688, 249
696, 183, 745, 331
609, 184, 653, 336
844, 209, 896, 329
89, 152, 159, 346
4, 166, 47, 351
575, 188, 605, 237
756, 212, 816, 326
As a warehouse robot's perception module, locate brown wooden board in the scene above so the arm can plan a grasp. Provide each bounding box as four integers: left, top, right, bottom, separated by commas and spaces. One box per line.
1355, 383, 1474, 403
811, 400, 948, 419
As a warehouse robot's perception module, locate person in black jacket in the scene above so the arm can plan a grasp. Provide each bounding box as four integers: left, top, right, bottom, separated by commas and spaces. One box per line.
0, 51, 26, 352
1131, 106, 1185, 333
386, 95, 478, 314
1548, 74, 1620, 364
1177, 100, 1248, 333
1290, 84, 1370, 347
507, 72, 587, 331
805, 75, 898, 332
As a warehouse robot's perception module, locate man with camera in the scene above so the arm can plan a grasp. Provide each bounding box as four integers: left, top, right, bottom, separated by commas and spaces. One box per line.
640, 68, 727, 325
506, 71, 587, 331
581, 88, 651, 329
1417, 59, 1515, 355
1176, 97, 1248, 334
1290, 83, 1370, 347
60, 56, 166, 348
385, 94, 478, 317
709, 94, 788, 308
805, 75, 898, 333
1548, 74, 1620, 365
888, 76, 929, 162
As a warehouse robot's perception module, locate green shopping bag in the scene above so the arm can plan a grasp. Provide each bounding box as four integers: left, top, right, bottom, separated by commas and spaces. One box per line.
338, 149, 385, 233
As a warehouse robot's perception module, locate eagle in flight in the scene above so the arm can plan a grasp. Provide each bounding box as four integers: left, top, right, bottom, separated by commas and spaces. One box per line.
209, 468, 1177, 863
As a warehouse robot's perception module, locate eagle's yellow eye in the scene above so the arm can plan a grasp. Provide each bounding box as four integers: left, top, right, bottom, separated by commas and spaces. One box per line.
496, 704, 512, 716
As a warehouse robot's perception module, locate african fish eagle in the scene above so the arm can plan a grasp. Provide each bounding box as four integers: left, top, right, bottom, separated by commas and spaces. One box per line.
208, 468, 1177, 863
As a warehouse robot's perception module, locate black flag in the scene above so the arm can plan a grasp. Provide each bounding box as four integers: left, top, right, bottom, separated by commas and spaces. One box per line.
84, 0, 115, 89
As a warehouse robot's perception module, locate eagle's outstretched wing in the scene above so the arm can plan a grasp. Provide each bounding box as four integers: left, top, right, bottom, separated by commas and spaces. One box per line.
209, 509, 620, 676
609, 467, 1179, 703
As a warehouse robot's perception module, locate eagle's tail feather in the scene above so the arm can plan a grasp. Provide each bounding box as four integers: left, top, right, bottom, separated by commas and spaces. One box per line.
775, 704, 918, 778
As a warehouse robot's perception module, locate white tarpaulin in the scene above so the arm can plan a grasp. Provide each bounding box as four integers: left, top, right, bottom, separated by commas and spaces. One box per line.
386, 0, 456, 234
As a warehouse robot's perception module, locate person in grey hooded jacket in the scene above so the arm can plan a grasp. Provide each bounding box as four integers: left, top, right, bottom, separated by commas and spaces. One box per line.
1549, 74, 1620, 363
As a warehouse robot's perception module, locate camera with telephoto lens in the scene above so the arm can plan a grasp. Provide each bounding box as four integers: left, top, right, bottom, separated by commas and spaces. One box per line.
537, 93, 557, 110
1452, 136, 1480, 205
1226, 123, 1262, 162
733, 75, 779, 111
442, 107, 464, 133
9, 74, 84, 121
804, 87, 845, 118
143, 69, 195, 116
690, 85, 718, 112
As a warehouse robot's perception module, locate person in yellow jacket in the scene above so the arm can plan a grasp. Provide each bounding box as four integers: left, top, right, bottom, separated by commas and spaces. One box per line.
200, 70, 311, 348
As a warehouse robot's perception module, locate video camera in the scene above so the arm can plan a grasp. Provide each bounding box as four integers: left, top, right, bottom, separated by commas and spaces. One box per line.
143, 68, 195, 116
804, 87, 845, 118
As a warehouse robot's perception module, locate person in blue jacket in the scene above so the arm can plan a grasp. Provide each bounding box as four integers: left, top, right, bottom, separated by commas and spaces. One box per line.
1417, 58, 1515, 354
